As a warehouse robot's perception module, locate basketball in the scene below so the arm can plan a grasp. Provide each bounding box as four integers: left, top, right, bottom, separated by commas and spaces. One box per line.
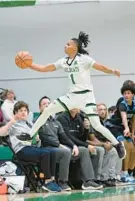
15, 51, 33, 69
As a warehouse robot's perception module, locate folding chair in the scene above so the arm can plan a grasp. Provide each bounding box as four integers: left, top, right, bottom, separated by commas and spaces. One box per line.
3, 137, 44, 192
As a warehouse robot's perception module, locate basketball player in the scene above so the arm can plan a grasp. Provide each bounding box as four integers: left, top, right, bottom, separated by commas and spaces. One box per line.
23, 32, 125, 159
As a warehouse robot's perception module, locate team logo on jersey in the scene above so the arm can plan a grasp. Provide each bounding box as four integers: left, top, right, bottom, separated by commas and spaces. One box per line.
64, 59, 79, 72
74, 61, 78, 65
65, 67, 79, 72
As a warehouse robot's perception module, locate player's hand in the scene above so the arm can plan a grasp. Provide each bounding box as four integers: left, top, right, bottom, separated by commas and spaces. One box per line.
114, 69, 120, 77
113, 69, 120, 77
72, 145, 79, 156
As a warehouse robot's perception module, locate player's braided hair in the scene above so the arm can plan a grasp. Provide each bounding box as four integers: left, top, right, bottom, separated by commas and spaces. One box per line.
72, 31, 90, 55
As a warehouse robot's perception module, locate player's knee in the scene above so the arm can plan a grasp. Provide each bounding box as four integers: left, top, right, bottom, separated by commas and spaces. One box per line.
42, 107, 50, 116
43, 100, 64, 116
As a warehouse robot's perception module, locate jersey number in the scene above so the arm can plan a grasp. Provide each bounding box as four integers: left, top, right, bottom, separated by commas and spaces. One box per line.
70, 74, 75, 84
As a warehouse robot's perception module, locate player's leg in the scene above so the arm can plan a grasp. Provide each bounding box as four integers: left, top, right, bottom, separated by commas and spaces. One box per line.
30, 93, 77, 136
30, 99, 68, 136
83, 92, 119, 145
84, 102, 126, 159
87, 106, 118, 145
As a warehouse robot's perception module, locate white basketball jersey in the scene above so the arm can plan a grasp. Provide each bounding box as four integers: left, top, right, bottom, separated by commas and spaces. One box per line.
54, 54, 96, 93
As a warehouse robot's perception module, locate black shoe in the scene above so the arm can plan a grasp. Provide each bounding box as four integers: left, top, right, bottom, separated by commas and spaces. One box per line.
58, 181, 71, 191
114, 141, 126, 159
82, 180, 103, 190
95, 180, 106, 188
104, 179, 116, 187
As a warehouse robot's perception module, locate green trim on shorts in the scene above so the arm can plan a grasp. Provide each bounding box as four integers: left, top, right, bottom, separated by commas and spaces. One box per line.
73, 90, 91, 94
87, 114, 99, 117
86, 103, 96, 107
57, 98, 69, 111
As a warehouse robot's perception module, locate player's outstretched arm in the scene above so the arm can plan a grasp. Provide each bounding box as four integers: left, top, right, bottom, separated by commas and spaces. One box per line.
29, 63, 56, 72
92, 63, 120, 77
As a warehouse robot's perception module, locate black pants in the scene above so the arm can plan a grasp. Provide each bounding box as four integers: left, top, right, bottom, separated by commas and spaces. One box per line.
17, 146, 56, 179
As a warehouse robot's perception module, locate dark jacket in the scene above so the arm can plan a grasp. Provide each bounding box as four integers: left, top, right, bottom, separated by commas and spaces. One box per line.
0, 109, 3, 123
38, 117, 74, 148
57, 111, 89, 148
90, 120, 109, 142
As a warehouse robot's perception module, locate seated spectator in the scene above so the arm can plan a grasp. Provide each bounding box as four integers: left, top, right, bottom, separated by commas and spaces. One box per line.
37, 96, 72, 191
0, 88, 7, 105
87, 103, 122, 187
8, 101, 61, 192
108, 106, 116, 118
1, 89, 17, 123
97, 103, 108, 122
57, 109, 103, 190
106, 85, 135, 182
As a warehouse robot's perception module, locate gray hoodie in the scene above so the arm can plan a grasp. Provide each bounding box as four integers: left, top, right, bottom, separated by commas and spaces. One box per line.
8, 120, 33, 154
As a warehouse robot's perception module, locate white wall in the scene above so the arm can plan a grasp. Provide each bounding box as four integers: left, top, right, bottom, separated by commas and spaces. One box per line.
0, 2, 135, 111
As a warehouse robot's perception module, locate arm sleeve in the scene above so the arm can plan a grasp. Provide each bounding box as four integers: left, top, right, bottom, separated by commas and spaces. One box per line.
8, 125, 21, 137
118, 103, 127, 112
84, 55, 96, 69
57, 116, 89, 148
56, 121, 74, 148
116, 97, 124, 107
54, 58, 64, 70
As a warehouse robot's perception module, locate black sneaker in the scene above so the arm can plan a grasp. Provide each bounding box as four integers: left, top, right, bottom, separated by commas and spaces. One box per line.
95, 180, 106, 188
103, 179, 116, 187
82, 180, 103, 190
114, 141, 126, 159
58, 181, 71, 191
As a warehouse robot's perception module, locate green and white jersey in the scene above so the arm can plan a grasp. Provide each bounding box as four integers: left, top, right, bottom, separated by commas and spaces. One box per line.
54, 54, 96, 93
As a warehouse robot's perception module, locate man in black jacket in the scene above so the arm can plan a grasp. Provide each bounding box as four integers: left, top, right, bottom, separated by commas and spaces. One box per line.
38, 96, 103, 191
57, 109, 105, 187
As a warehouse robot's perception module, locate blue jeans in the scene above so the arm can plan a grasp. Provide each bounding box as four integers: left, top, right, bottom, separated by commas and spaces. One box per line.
17, 146, 57, 179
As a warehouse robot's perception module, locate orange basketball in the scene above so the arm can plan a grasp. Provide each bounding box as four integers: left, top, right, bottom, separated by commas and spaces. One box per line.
15, 51, 33, 69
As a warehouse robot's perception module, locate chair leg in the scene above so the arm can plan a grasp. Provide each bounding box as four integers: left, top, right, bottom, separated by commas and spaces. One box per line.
18, 164, 38, 192
27, 166, 37, 189
32, 166, 44, 186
